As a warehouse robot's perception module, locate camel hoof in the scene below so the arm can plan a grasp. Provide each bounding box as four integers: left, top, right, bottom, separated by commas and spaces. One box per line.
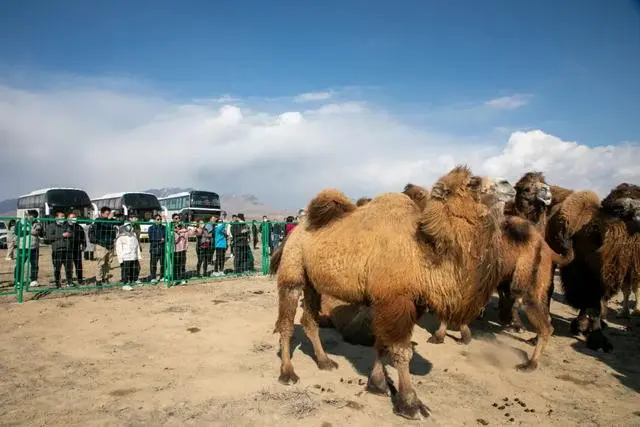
317, 358, 339, 371
427, 335, 445, 344
392, 394, 431, 420
515, 361, 538, 372
507, 325, 524, 334
631, 309, 640, 317
457, 337, 471, 345
525, 336, 538, 346
616, 311, 630, 319
365, 377, 389, 396
570, 318, 582, 335
586, 330, 614, 353
278, 370, 300, 385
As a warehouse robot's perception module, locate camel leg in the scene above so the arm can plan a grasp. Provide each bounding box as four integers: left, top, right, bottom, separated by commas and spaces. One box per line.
459, 324, 472, 345
427, 320, 447, 344
618, 285, 632, 319
366, 339, 390, 396
373, 297, 430, 420
516, 299, 553, 371
274, 285, 302, 385
570, 308, 589, 335
300, 284, 339, 371
631, 286, 640, 316
586, 306, 614, 353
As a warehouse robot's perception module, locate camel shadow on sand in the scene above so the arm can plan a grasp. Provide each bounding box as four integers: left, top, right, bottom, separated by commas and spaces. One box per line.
286, 325, 433, 377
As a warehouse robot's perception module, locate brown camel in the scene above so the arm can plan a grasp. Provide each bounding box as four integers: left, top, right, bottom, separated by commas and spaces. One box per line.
273, 166, 521, 420
313, 184, 431, 347
499, 172, 554, 331
545, 183, 640, 352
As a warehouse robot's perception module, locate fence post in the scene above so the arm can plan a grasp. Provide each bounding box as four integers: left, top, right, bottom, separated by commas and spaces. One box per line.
261, 221, 270, 275
15, 217, 26, 303
163, 220, 174, 287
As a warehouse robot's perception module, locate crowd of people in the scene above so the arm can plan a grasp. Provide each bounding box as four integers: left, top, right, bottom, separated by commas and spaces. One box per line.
4, 207, 305, 289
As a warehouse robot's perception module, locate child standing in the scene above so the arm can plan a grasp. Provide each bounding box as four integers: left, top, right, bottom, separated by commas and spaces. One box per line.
115, 222, 142, 285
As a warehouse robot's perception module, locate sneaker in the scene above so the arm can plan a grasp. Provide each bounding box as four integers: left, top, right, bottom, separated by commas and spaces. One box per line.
150, 279, 158, 284
65, 283, 75, 288
180, 280, 187, 285
135, 280, 143, 286
29, 281, 39, 288
122, 285, 133, 291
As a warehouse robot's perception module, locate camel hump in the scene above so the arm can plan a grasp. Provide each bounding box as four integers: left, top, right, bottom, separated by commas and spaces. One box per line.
306, 188, 356, 230
403, 183, 429, 210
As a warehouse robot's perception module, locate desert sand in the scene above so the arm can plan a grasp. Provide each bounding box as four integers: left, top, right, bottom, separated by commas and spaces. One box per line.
0, 275, 639, 426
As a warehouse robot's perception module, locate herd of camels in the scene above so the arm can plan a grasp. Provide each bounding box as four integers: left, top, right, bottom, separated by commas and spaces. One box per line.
268, 165, 640, 420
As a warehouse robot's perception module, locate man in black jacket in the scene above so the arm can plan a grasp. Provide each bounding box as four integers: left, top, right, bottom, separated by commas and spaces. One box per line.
67, 211, 86, 284
90, 206, 119, 284
46, 211, 74, 288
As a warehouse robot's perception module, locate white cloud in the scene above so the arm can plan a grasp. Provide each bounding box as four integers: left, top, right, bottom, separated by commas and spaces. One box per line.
0, 78, 637, 209
485, 93, 533, 110
294, 91, 333, 103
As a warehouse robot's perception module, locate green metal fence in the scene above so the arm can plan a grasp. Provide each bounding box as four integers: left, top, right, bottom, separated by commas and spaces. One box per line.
0, 216, 287, 303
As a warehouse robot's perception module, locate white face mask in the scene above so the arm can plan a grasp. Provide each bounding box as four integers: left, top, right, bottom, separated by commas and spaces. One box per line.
68, 218, 77, 224
55, 218, 65, 225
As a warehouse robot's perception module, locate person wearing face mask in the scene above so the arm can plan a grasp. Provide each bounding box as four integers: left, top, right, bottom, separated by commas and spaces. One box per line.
147, 215, 166, 283
115, 222, 142, 285
67, 211, 86, 284
14, 209, 44, 288
45, 211, 74, 288
261, 215, 274, 254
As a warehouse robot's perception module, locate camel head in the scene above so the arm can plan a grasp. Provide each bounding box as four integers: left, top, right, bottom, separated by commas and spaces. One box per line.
601, 183, 640, 223
515, 171, 552, 207
430, 165, 477, 201
472, 176, 516, 207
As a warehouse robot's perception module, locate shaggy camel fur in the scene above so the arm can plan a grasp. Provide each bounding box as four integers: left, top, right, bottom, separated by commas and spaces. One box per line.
273, 166, 522, 420
431, 216, 574, 363
549, 185, 573, 212
546, 183, 640, 352
313, 184, 430, 347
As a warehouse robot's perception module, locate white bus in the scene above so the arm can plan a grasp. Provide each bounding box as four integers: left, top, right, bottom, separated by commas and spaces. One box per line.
91, 192, 162, 239
17, 188, 93, 218
158, 190, 222, 222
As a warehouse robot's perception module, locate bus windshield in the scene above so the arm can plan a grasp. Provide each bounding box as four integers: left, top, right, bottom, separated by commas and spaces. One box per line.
122, 193, 161, 210
190, 191, 220, 209
47, 189, 92, 209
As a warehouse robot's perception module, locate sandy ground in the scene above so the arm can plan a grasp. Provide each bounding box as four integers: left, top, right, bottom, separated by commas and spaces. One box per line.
0, 276, 639, 427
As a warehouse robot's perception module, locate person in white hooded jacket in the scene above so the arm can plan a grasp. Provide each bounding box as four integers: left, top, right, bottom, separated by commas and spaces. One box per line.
115, 222, 142, 284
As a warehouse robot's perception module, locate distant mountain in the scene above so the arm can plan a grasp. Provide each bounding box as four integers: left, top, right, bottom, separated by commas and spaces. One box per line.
0, 188, 293, 220
143, 187, 196, 198
0, 198, 17, 216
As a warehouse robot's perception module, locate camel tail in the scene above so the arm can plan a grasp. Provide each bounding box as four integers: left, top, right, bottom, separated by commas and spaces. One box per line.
306, 189, 356, 231
403, 183, 429, 211
269, 234, 288, 275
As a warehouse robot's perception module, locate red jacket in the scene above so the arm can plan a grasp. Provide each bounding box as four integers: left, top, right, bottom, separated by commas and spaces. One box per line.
284, 222, 297, 236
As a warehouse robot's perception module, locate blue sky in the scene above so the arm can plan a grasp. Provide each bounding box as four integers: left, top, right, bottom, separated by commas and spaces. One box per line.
0, 1, 639, 206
